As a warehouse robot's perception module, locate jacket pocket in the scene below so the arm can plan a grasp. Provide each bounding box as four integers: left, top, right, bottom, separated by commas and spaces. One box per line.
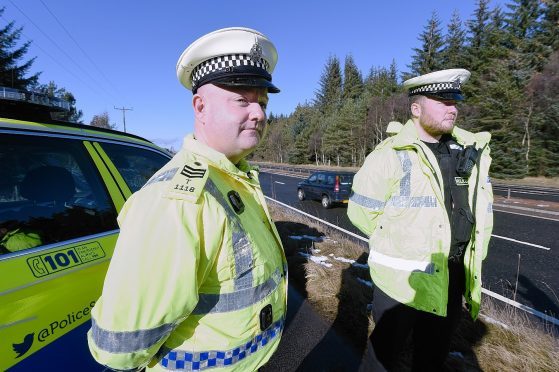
452, 207, 474, 244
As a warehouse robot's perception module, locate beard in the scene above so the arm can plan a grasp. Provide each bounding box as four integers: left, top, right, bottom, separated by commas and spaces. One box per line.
419, 111, 456, 137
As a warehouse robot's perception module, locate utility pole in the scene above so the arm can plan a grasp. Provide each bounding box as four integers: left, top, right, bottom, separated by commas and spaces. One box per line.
114, 106, 133, 132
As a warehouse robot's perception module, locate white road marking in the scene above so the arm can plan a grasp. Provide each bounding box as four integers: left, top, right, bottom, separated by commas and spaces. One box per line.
491, 234, 550, 250
274, 181, 285, 185
493, 208, 559, 222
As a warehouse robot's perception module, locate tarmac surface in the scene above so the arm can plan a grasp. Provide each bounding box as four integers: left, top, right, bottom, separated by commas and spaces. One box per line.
263, 285, 373, 372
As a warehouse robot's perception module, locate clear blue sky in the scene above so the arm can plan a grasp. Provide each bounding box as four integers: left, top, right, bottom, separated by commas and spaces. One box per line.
3, 0, 507, 150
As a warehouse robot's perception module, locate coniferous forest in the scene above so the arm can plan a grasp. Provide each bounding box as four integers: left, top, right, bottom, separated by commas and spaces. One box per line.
252, 0, 559, 179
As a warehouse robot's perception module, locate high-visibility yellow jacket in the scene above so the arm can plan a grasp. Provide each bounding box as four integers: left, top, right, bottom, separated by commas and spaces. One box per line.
347, 119, 493, 319
88, 134, 287, 371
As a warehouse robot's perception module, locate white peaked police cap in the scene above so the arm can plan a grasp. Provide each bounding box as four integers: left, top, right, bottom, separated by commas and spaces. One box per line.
176, 27, 279, 94
403, 69, 471, 100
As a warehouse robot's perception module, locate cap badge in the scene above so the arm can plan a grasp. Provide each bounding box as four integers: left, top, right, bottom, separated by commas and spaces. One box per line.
249, 40, 263, 62
451, 80, 461, 89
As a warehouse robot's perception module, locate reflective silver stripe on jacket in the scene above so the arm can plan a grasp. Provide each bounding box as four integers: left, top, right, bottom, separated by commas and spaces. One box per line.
487, 203, 493, 213
349, 192, 385, 210
143, 167, 179, 188
386, 195, 437, 208
369, 250, 435, 274
350, 187, 436, 212
158, 318, 284, 371
387, 150, 437, 208
192, 269, 282, 315
90, 318, 175, 353
206, 179, 253, 290
396, 150, 412, 196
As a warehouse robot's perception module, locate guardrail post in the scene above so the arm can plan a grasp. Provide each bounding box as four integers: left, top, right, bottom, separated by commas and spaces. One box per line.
507, 188, 511, 199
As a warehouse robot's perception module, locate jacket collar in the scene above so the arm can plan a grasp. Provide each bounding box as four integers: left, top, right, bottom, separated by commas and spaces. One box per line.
391, 119, 491, 149
181, 134, 254, 178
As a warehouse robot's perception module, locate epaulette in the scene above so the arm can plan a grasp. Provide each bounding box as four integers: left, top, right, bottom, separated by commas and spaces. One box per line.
164, 160, 209, 203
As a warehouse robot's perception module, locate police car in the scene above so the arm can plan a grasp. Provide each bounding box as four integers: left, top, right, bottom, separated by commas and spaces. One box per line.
0, 88, 171, 371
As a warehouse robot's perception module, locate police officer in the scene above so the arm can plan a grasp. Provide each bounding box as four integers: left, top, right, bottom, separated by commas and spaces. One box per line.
348, 69, 493, 371
88, 27, 287, 371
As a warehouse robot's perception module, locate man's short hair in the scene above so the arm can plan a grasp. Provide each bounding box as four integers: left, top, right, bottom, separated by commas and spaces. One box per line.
409, 95, 425, 106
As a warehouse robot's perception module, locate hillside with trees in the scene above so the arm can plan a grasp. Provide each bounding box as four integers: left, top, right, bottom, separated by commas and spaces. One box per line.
253, 0, 559, 178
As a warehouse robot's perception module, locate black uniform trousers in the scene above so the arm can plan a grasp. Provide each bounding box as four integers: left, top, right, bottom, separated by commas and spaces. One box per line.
369, 258, 465, 372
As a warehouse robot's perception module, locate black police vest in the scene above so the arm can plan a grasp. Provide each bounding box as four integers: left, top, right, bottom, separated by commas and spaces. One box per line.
423, 135, 474, 261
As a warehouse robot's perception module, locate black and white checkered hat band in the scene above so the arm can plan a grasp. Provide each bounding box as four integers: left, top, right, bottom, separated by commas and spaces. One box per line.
409, 82, 461, 95
192, 54, 270, 87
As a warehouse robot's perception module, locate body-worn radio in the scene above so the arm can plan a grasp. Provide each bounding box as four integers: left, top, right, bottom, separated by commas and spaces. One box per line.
456, 145, 479, 177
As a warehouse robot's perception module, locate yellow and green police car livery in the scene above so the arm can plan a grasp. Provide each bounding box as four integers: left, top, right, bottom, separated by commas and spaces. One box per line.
0, 114, 171, 371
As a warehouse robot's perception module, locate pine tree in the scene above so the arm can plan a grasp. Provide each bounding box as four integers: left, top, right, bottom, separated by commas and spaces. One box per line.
389, 59, 398, 87
365, 65, 399, 98
342, 54, 363, 100
461, 4, 529, 177
462, 5, 508, 103
285, 104, 318, 164
289, 131, 312, 164
314, 56, 342, 114
466, 0, 492, 71
0, 7, 40, 90
540, 0, 559, 51
409, 11, 445, 74
468, 58, 527, 178
322, 111, 353, 167
442, 10, 467, 68
253, 114, 290, 163
506, 0, 542, 40
505, 0, 547, 72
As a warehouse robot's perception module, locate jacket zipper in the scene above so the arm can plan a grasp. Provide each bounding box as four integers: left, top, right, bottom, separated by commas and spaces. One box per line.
467, 143, 488, 305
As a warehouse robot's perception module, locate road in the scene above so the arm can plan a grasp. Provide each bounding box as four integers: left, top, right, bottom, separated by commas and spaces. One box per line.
260, 171, 559, 320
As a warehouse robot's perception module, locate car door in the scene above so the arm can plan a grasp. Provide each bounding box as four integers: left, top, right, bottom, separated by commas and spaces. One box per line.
316, 173, 327, 198
305, 173, 319, 198
338, 174, 354, 202
326, 174, 335, 199
0, 133, 170, 371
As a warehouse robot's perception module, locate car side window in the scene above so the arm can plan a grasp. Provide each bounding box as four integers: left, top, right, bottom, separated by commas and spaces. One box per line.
0, 134, 118, 255
308, 174, 317, 183
100, 143, 170, 193
317, 174, 326, 184
327, 175, 334, 185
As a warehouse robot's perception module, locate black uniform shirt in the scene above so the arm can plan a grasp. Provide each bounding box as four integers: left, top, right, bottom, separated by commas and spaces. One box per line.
423, 134, 473, 260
